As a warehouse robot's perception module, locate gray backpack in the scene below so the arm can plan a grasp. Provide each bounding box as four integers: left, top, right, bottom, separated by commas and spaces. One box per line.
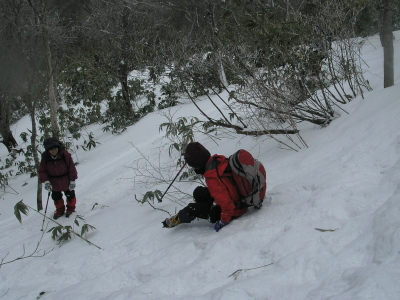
228, 149, 267, 207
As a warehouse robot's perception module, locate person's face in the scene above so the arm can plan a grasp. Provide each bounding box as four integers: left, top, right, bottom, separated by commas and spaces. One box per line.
49, 146, 59, 156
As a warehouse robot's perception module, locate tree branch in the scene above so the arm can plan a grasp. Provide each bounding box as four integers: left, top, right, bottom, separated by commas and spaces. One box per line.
0, 223, 54, 268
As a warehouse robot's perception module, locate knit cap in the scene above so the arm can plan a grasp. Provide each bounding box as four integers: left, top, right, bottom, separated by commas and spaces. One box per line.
184, 142, 211, 169
43, 137, 61, 151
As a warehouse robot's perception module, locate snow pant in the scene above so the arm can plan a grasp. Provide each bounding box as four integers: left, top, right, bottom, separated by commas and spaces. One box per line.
178, 186, 221, 224
52, 190, 76, 215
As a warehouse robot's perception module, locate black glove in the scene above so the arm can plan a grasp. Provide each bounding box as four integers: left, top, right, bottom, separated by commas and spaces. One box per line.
208, 205, 221, 223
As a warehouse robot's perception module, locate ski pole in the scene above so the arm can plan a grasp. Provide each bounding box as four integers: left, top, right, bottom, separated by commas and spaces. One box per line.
158, 162, 187, 203
41, 192, 51, 231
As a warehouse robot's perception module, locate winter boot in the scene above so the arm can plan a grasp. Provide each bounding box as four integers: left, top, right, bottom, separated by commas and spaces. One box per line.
65, 208, 75, 218
65, 197, 76, 218
53, 199, 65, 219
53, 211, 64, 219
162, 214, 181, 228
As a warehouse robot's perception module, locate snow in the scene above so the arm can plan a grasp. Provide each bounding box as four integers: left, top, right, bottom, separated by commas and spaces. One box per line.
1, 32, 400, 300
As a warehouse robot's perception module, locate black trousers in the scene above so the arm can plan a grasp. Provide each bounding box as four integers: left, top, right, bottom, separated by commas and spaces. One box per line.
178, 186, 221, 223
52, 190, 75, 201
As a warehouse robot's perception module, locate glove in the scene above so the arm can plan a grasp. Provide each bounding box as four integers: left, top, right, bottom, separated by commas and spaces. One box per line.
214, 220, 228, 232
69, 181, 76, 190
44, 181, 52, 191
209, 205, 222, 223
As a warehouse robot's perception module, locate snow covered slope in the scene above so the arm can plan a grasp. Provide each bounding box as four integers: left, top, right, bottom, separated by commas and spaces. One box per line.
0, 32, 399, 300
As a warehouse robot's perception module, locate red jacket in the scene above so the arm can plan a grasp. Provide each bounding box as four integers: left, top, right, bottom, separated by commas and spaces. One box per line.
204, 155, 247, 223
38, 150, 78, 192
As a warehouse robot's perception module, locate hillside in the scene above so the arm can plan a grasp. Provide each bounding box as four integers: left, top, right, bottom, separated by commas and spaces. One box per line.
0, 32, 399, 300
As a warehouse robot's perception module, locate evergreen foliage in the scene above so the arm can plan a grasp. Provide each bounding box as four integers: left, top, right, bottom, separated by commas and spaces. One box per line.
0, 0, 397, 181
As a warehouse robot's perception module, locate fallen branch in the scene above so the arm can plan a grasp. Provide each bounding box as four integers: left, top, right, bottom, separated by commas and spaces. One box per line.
0, 223, 54, 268
314, 228, 339, 232
14, 201, 102, 250
228, 263, 273, 280
135, 194, 171, 216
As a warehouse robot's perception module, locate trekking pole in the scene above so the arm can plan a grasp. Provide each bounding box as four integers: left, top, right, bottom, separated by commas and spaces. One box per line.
41, 192, 51, 231
158, 162, 186, 203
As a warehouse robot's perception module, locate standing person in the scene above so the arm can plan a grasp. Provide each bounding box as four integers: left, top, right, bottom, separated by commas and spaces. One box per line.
38, 137, 78, 219
163, 142, 248, 232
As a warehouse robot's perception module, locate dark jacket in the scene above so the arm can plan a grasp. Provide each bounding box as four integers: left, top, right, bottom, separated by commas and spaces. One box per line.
38, 150, 78, 192
204, 155, 247, 223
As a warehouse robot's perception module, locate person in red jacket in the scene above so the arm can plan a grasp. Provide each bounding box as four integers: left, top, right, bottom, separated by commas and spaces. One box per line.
38, 137, 78, 219
163, 142, 247, 232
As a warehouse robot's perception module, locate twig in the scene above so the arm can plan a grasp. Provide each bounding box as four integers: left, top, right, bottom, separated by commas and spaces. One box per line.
0, 223, 54, 268
0, 288, 9, 298
6, 184, 19, 195
314, 228, 339, 232
91, 202, 109, 210
135, 195, 172, 216
228, 263, 273, 280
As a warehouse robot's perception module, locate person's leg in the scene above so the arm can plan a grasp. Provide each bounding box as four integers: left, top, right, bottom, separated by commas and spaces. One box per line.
163, 186, 216, 228
181, 202, 213, 220
52, 191, 65, 218
191, 186, 221, 222
64, 190, 76, 217
193, 186, 213, 205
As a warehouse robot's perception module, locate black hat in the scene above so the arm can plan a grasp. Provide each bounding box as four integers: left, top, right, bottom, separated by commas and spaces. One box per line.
184, 142, 211, 169
43, 137, 61, 151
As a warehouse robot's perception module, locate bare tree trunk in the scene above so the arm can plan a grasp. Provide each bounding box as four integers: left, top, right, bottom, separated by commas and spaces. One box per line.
27, 98, 43, 210
40, 0, 60, 137
217, 52, 228, 88
381, 0, 394, 88
0, 97, 18, 152
118, 62, 134, 117
206, 1, 229, 89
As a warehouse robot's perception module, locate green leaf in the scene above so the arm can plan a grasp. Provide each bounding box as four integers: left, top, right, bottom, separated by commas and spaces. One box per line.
48, 225, 64, 241
57, 232, 72, 244
20, 132, 28, 143
14, 200, 29, 223
173, 143, 180, 152
154, 189, 162, 200
73, 215, 85, 226
81, 224, 97, 236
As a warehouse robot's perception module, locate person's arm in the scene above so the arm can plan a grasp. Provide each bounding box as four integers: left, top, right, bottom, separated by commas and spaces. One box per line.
206, 177, 235, 224
38, 159, 49, 183
64, 151, 78, 181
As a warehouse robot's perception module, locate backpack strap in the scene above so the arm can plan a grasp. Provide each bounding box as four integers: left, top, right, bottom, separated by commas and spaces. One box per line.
206, 155, 231, 181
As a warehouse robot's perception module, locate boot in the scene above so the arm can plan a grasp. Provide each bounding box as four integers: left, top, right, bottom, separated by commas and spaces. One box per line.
65, 197, 76, 218
53, 199, 65, 219
65, 207, 75, 218
53, 211, 64, 219
162, 214, 181, 228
